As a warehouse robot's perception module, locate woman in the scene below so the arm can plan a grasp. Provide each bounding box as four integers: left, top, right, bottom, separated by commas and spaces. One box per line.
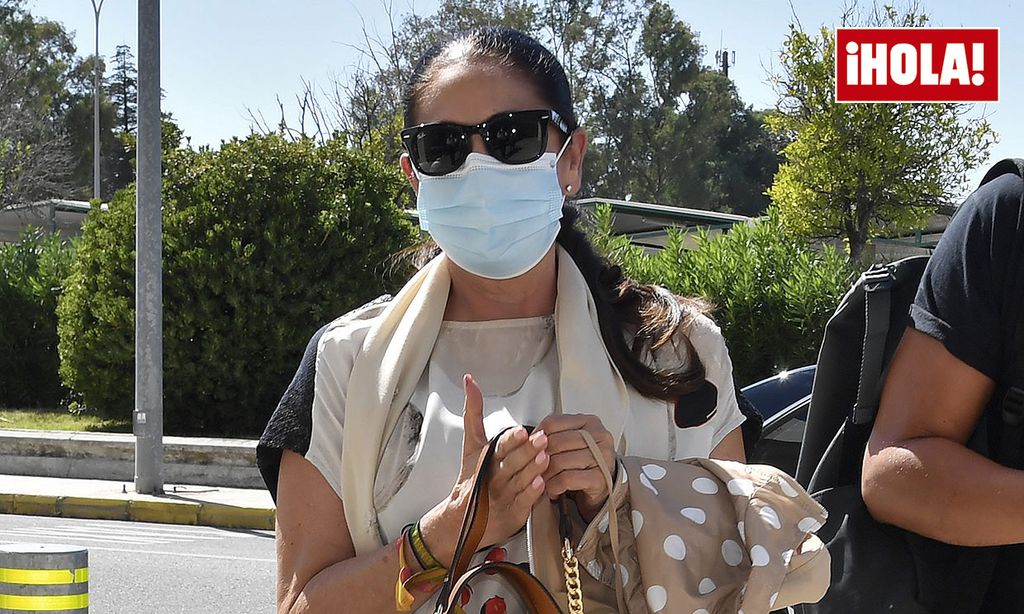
257, 27, 747, 614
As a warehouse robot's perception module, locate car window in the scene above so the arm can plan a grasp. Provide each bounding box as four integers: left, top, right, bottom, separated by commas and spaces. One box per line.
749, 404, 808, 476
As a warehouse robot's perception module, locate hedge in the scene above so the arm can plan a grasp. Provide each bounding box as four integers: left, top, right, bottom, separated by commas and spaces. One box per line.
57, 135, 418, 435
0, 229, 75, 408
588, 204, 856, 385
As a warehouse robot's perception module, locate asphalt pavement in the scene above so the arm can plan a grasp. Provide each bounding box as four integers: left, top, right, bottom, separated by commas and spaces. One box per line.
0, 513, 276, 613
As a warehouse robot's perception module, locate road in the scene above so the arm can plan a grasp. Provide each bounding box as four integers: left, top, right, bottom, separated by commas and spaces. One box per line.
0, 514, 275, 613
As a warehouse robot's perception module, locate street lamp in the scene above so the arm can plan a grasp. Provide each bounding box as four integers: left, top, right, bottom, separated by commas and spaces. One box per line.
91, 0, 105, 202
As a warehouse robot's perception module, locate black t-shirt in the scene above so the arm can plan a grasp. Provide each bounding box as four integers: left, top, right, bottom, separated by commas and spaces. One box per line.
911, 173, 1023, 380
909, 171, 1023, 610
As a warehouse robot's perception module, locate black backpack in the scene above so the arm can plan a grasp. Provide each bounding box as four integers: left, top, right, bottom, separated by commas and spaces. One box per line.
792, 159, 1024, 614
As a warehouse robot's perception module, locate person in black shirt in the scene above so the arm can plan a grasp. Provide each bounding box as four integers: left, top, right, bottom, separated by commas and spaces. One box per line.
862, 170, 1024, 610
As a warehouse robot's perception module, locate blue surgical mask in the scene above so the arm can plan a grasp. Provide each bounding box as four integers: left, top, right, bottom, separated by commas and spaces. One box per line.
416, 140, 571, 280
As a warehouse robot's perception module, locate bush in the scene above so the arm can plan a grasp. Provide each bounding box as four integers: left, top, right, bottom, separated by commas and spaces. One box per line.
0, 229, 76, 408
588, 204, 856, 385
58, 135, 418, 436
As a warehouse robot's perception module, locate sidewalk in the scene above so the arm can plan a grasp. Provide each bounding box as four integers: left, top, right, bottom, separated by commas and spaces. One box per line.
0, 473, 275, 530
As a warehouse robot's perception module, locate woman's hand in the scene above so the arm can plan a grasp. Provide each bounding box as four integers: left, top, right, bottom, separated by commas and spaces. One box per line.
535, 414, 616, 522
432, 374, 550, 559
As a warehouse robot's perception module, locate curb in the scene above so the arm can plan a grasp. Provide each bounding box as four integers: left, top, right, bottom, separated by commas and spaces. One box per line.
0, 493, 275, 530
0, 429, 263, 489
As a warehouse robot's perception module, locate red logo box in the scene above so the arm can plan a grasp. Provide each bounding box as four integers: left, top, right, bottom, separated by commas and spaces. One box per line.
836, 28, 999, 103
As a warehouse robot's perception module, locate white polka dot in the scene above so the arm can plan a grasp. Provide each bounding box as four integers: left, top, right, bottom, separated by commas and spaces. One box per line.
642, 463, 667, 480
737, 521, 746, 541
663, 534, 686, 560
640, 473, 659, 495
691, 477, 718, 495
750, 545, 770, 567
721, 539, 744, 566
680, 507, 706, 524
779, 478, 799, 498
692, 610, 710, 614
759, 506, 782, 529
698, 577, 717, 595
620, 464, 628, 484
632, 510, 644, 536
598, 512, 610, 534
799, 517, 823, 532
727, 478, 755, 497
646, 585, 667, 612
770, 592, 779, 607
586, 559, 603, 578
618, 564, 630, 586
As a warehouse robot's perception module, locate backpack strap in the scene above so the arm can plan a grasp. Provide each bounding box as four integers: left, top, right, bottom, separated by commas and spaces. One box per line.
1000, 326, 1024, 468
852, 265, 895, 425
993, 160, 1024, 467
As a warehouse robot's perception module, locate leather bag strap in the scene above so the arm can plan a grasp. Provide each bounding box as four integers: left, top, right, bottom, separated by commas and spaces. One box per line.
578, 430, 627, 613
442, 561, 562, 614
436, 427, 564, 613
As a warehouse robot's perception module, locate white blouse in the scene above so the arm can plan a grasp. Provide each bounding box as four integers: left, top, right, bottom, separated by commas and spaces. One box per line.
261, 297, 746, 613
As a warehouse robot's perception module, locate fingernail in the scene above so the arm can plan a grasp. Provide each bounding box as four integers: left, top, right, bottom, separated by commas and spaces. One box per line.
532, 475, 544, 489
531, 431, 547, 448
535, 451, 548, 465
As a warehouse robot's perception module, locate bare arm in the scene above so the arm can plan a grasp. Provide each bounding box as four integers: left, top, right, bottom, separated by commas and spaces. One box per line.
275, 450, 458, 614
276, 376, 549, 613
709, 426, 746, 462
861, 327, 1024, 546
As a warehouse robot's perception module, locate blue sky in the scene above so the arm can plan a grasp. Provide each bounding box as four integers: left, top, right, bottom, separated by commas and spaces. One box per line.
28, 0, 1023, 190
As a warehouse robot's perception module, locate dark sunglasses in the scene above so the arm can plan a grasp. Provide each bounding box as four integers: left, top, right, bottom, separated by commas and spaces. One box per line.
401, 109, 571, 177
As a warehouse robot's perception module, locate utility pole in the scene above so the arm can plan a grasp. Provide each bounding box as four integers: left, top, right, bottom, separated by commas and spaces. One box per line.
715, 47, 736, 78
91, 0, 105, 201
135, 0, 163, 494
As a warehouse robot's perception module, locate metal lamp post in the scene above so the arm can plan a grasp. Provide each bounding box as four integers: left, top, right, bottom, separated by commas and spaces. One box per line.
90, 0, 105, 201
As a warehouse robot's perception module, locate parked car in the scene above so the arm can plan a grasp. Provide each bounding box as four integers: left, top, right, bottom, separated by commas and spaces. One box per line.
742, 365, 816, 476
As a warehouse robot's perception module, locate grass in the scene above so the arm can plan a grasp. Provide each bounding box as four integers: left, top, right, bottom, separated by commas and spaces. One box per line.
0, 407, 131, 432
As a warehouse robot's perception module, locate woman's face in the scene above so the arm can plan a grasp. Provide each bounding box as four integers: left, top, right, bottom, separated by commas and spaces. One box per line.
399, 61, 586, 195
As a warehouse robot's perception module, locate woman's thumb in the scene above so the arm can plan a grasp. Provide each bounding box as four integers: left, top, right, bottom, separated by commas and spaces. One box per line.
461, 374, 487, 455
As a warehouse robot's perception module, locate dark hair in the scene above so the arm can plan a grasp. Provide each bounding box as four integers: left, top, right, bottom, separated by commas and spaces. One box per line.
403, 27, 577, 132
402, 27, 710, 406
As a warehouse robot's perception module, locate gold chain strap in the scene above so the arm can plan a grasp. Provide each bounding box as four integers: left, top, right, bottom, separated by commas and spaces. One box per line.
562, 537, 585, 614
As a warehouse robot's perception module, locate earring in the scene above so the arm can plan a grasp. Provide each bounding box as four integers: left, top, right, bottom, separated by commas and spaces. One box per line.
565, 184, 574, 194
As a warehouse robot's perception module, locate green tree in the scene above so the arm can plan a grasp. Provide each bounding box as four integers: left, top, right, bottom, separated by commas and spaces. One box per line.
265, 0, 779, 214
0, 0, 76, 208
260, 0, 536, 155
0, 0, 135, 204
107, 44, 137, 134
60, 54, 132, 201
767, 5, 996, 263
58, 135, 419, 435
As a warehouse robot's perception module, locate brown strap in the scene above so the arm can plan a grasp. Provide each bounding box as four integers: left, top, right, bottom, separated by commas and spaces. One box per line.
436, 427, 512, 609
438, 427, 621, 613
578, 430, 627, 613
442, 561, 562, 614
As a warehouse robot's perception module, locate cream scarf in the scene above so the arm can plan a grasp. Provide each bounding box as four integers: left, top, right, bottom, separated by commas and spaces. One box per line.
340, 245, 665, 555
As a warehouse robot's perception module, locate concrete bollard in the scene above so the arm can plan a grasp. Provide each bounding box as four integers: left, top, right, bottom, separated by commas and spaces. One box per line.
0, 544, 88, 613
